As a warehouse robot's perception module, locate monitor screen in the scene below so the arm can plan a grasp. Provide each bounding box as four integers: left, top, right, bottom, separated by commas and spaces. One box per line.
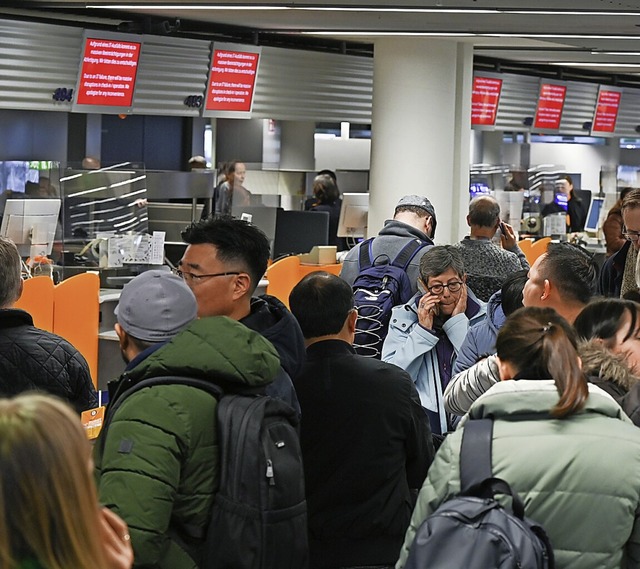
337, 193, 369, 238
1, 199, 61, 257
584, 196, 605, 233
273, 210, 329, 259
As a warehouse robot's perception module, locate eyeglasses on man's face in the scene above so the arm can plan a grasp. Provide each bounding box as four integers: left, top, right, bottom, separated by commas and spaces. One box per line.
426, 281, 463, 295
173, 268, 240, 284
623, 229, 640, 242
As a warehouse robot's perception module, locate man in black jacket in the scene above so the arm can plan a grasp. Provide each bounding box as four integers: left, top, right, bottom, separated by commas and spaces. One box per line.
289, 272, 434, 569
179, 216, 302, 413
0, 237, 97, 412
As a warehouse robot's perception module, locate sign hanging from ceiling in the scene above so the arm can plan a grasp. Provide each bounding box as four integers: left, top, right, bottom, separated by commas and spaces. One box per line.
533, 82, 567, 131
203, 43, 262, 118
591, 87, 623, 136
74, 33, 142, 112
471, 76, 503, 127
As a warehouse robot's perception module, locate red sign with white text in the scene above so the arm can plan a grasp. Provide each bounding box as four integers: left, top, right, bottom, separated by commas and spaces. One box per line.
471, 76, 503, 126
205, 49, 260, 112
76, 38, 141, 107
534, 83, 567, 130
592, 89, 622, 133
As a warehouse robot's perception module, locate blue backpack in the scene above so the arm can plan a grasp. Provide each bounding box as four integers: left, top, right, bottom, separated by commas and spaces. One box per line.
352, 237, 428, 358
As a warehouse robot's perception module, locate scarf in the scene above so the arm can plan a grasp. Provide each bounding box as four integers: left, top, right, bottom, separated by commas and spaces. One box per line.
620, 244, 639, 298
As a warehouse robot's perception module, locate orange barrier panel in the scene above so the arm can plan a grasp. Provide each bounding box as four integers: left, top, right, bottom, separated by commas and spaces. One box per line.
53, 273, 100, 388
266, 256, 342, 308
14, 276, 55, 332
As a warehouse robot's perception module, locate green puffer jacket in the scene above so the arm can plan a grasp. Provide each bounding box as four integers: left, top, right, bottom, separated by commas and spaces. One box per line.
397, 380, 640, 569
95, 316, 280, 569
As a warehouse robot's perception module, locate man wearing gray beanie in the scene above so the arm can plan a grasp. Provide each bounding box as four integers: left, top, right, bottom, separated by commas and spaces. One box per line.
339, 194, 436, 297
94, 269, 280, 569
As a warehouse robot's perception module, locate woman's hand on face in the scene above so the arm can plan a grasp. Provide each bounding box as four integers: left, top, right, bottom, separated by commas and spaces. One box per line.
417, 292, 440, 330
99, 507, 134, 569
452, 283, 468, 317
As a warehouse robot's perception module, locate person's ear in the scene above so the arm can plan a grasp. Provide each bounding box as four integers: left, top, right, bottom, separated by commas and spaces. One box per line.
14, 279, 24, 303
425, 216, 434, 238
347, 308, 358, 334
114, 323, 129, 351
496, 356, 517, 381
231, 273, 252, 301
466, 214, 471, 228
541, 279, 552, 301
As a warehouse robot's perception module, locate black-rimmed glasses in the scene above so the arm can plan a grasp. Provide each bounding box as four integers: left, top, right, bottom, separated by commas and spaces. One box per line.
173, 268, 240, 284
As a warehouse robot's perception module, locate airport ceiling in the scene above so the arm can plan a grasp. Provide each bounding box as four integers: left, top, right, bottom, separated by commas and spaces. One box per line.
8, 1, 640, 85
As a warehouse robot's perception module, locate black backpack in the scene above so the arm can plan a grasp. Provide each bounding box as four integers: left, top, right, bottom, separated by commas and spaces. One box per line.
99, 375, 309, 569
404, 418, 554, 569
352, 237, 428, 358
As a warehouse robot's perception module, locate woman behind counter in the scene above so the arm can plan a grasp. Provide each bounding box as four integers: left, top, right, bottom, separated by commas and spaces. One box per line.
396, 306, 640, 569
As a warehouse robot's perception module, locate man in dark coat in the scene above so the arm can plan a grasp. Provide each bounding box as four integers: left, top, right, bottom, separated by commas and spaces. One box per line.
0, 236, 96, 412
180, 216, 303, 413
289, 272, 434, 569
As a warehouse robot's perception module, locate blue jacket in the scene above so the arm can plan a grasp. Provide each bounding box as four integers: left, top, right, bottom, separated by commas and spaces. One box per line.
382, 290, 486, 435
452, 290, 505, 376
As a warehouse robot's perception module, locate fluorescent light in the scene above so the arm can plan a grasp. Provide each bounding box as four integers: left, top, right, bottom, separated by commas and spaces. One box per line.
591, 51, 640, 56
301, 31, 475, 37
88, 4, 288, 9
549, 62, 640, 68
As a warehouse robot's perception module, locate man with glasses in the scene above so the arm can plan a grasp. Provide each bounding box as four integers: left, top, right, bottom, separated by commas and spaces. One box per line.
179, 216, 302, 412
382, 245, 486, 436
600, 188, 640, 297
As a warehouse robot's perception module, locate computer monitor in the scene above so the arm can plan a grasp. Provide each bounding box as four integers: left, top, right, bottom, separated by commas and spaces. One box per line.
147, 202, 204, 243
584, 196, 605, 234
337, 193, 369, 238
273, 210, 329, 259
231, 205, 281, 257
1, 199, 61, 257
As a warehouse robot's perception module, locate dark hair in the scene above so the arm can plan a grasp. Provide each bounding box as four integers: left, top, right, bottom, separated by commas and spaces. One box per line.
559, 174, 573, 186
312, 174, 340, 205
538, 242, 598, 305
574, 298, 639, 348
468, 196, 500, 228
289, 272, 354, 339
419, 245, 464, 282
500, 269, 528, 317
181, 216, 270, 294
496, 307, 588, 418
317, 169, 337, 184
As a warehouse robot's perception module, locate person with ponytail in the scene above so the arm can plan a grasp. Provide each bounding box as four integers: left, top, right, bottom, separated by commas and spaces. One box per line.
0, 394, 133, 569
397, 307, 640, 569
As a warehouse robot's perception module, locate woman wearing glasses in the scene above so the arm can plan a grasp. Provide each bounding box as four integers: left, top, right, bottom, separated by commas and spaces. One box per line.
382, 245, 486, 437
600, 187, 640, 297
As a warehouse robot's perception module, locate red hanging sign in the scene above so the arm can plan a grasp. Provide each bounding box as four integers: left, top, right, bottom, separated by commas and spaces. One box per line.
76, 38, 141, 107
205, 48, 260, 113
533, 83, 566, 130
592, 89, 622, 134
471, 76, 503, 126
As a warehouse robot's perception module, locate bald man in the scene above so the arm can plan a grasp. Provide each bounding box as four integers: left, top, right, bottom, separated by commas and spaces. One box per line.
452, 195, 529, 302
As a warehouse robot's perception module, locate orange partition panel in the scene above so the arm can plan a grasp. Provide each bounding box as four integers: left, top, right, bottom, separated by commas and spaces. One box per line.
266, 257, 343, 308
53, 273, 100, 387
14, 276, 55, 332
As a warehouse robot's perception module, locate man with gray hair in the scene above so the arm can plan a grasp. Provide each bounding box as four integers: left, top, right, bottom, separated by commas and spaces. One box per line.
339, 194, 436, 296
0, 236, 96, 412
95, 269, 280, 568
382, 245, 486, 436
452, 195, 529, 302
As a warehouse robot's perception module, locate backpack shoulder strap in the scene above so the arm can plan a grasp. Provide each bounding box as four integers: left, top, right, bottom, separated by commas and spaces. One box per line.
391, 239, 429, 270
460, 417, 494, 492
358, 237, 375, 271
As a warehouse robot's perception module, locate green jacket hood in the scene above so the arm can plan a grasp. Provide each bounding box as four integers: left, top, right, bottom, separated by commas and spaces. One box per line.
465, 379, 631, 424
127, 316, 280, 388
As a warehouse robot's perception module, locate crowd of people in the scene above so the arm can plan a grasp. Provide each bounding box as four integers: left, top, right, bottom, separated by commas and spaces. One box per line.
3, 184, 640, 569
